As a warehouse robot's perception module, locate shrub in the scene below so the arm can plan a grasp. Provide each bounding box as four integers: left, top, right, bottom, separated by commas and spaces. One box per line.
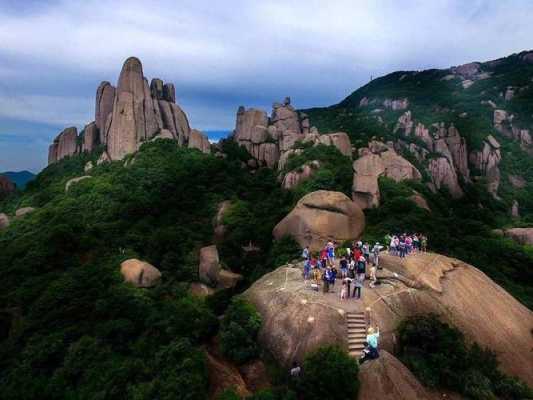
219, 298, 262, 364
397, 314, 533, 399
299, 345, 359, 400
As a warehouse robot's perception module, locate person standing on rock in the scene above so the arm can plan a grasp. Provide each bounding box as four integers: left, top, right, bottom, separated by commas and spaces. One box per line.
327, 240, 335, 264
340, 256, 348, 278
302, 246, 310, 280
323, 267, 331, 293
421, 235, 428, 252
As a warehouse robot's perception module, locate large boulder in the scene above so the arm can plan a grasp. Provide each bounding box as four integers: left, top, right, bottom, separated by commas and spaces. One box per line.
503, 228, 533, 245
242, 265, 347, 365
317, 132, 352, 157
273, 190, 365, 252
244, 252, 533, 386
120, 259, 161, 288
207, 351, 250, 399
376, 253, 533, 386
0, 213, 9, 229
199, 245, 221, 286
358, 351, 437, 400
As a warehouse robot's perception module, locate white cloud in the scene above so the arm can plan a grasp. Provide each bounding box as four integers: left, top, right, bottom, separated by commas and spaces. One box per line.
1, 0, 533, 171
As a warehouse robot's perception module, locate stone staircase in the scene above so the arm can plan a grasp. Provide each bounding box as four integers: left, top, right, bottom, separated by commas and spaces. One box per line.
346, 311, 367, 357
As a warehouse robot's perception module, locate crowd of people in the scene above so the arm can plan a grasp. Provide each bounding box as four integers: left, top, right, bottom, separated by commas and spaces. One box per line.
301, 234, 429, 298
299, 234, 428, 364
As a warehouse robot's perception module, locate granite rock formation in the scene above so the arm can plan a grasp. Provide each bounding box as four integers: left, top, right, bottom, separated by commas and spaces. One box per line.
352, 142, 422, 209
48, 57, 210, 165
233, 98, 351, 169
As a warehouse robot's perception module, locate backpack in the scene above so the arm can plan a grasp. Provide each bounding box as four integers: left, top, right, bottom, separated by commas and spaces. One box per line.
357, 261, 366, 273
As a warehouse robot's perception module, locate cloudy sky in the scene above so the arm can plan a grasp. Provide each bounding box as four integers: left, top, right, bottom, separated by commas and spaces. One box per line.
1, 0, 533, 172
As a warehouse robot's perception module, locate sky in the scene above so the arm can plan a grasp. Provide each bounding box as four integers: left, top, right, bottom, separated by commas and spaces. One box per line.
1, 0, 533, 173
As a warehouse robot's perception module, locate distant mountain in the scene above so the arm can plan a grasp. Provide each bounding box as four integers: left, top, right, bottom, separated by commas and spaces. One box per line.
1, 170, 35, 189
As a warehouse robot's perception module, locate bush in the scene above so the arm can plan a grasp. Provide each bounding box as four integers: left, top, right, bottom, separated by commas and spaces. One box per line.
398, 314, 533, 399
299, 345, 359, 400
219, 298, 262, 364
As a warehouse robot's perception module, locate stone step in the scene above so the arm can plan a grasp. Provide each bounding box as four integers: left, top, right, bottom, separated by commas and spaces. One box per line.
347, 330, 366, 335
347, 324, 366, 329
348, 335, 366, 341
349, 350, 363, 357
349, 346, 365, 352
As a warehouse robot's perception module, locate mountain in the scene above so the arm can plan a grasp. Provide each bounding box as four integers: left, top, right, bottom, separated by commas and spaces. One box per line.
1, 170, 35, 189
304, 50, 533, 218
1, 54, 532, 399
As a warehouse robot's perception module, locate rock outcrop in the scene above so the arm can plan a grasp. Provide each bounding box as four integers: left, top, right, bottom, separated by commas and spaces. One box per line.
0, 213, 9, 229
352, 142, 422, 209
281, 161, 320, 190
503, 227, 533, 245
48, 57, 208, 164
493, 109, 532, 149
358, 351, 437, 400
245, 252, 533, 386
273, 190, 365, 251
81, 122, 99, 153
427, 157, 463, 198
233, 98, 351, 169
48, 127, 78, 164
243, 265, 347, 365
198, 245, 242, 289
469, 135, 501, 197
199, 245, 221, 287
120, 259, 161, 288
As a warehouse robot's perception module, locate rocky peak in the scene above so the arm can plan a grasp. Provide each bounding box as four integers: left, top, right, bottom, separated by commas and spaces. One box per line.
48, 127, 79, 164
0, 175, 16, 200
48, 57, 208, 164
233, 98, 351, 170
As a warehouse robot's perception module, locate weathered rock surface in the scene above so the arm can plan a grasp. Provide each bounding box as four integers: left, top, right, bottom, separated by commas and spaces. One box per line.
233, 98, 352, 169
95, 81, 116, 141
503, 227, 533, 245
273, 190, 365, 252
376, 253, 533, 386
120, 259, 161, 288
65, 176, 92, 192
213, 200, 231, 242
207, 351, 250, 399
188, 129, 211, 154
49, 57, 199, 163
281, 161, 320, 190
243, 266, 347, 365
0, 213, 9, 229
15, 207, 35, 218
352, 143, 422, 209
82, 122, 99, 153
358, 351, 437, 400
218, 270, 243, 290
428, 157, 464, 198
199, 245, 221, 286
469, 135, 501, 197
48, 127, 79, 164
245, 252, 533, 386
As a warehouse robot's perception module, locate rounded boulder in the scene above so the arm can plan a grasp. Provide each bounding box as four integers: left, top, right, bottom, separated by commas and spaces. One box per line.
273, 190, 365, 252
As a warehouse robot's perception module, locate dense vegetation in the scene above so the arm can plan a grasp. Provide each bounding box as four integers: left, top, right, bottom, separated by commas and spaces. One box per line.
0, 140, 299, 399
298, 345, 359, 400
398, 314, 533, 399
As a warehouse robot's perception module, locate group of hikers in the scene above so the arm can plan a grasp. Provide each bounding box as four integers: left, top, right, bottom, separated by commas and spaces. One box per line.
301, 233, 428, 299
297, 233, 428, 366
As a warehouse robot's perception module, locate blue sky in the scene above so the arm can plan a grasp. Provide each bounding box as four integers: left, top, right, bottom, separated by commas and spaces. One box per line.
1, 0, 533, 172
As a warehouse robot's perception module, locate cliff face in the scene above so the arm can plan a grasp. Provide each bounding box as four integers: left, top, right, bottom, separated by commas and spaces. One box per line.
47, 57, 209, 165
